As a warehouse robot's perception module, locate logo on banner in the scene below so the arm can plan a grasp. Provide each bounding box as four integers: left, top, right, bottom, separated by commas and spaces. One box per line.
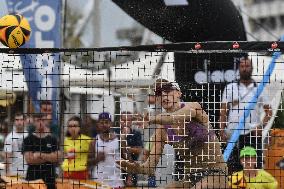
8, 0, 58, 48
194, 59, 238, 84
35, 54, 57, 100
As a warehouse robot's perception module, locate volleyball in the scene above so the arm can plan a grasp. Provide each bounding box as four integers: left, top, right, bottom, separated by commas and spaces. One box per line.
0, 14, 31, 48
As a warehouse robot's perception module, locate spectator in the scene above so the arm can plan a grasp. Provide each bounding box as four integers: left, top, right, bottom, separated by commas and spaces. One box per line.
220, 56, 272, 174
61, 116, 93, 180
229, 146, 278, 189
120, 111, 143, 187
4, 112, 28, 177
88, 112, 124, 188
23, 113, 62, 189
27, 100, 58, 137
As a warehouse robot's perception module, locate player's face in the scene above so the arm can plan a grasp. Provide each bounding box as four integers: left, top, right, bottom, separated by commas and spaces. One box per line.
97, 119, 112, 133
160, 90, 181, 110
67, 120, 80, 137
239, 59, 252, 80
241, 156, 257, 169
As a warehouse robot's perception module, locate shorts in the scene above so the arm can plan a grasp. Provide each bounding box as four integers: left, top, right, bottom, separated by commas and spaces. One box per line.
63, 170, 89, 180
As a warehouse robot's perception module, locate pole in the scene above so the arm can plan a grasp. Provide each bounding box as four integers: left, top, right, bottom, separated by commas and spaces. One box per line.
223, 36, 284, 161
93, 0, 101, 47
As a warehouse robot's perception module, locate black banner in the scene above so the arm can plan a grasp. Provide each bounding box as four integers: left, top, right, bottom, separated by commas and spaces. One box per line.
175, 53, 245, 124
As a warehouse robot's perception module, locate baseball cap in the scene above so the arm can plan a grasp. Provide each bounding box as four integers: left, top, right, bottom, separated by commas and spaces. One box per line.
98, 112, 111, 121
240, 146, 257, 158
154, 79, 180, 96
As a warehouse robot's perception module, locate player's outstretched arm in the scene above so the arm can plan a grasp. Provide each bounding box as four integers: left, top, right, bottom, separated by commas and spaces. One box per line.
117, 125, 167, 175
149, 102, 210, 127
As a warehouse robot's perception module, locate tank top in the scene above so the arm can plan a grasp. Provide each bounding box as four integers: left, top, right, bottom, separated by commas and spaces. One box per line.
164, 103, 215, 145
163, 103, 227, 174
91, 135, 124, 188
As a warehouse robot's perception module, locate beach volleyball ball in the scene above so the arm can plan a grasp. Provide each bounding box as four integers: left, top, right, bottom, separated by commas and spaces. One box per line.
0, 14, 31, 48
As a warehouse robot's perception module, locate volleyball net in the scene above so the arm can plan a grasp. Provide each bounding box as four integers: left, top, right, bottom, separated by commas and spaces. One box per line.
0, 41, 283, 188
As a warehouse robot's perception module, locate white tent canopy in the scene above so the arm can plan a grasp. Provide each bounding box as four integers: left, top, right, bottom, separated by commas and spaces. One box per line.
0, 51, 283, 139
62, 51, 175, 91
0, 52, 175, 94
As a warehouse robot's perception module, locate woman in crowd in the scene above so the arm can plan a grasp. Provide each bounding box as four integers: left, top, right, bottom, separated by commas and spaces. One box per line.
61, 116, 93, 180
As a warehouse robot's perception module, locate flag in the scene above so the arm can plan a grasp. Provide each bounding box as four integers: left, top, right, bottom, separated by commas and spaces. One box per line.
6, 0, 61, 126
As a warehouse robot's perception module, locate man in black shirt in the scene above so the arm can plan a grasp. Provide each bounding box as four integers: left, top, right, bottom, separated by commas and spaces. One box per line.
23, 114, 62, 189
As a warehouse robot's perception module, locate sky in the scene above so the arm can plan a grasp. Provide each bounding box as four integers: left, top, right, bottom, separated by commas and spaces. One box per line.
68, 0, 140, 47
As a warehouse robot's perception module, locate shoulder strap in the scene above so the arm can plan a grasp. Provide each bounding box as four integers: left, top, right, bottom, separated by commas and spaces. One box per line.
232, 80, 257, 107
237, 80, 257, 87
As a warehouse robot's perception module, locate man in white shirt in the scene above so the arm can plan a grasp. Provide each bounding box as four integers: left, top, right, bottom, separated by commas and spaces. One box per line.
89, 112, 124, 188
4, 112, 28, 177
220, 56, 272, 174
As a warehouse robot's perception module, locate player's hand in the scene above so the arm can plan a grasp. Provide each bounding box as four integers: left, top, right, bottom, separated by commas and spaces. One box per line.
115, 159, 140, 174
125, 174, 134, 186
